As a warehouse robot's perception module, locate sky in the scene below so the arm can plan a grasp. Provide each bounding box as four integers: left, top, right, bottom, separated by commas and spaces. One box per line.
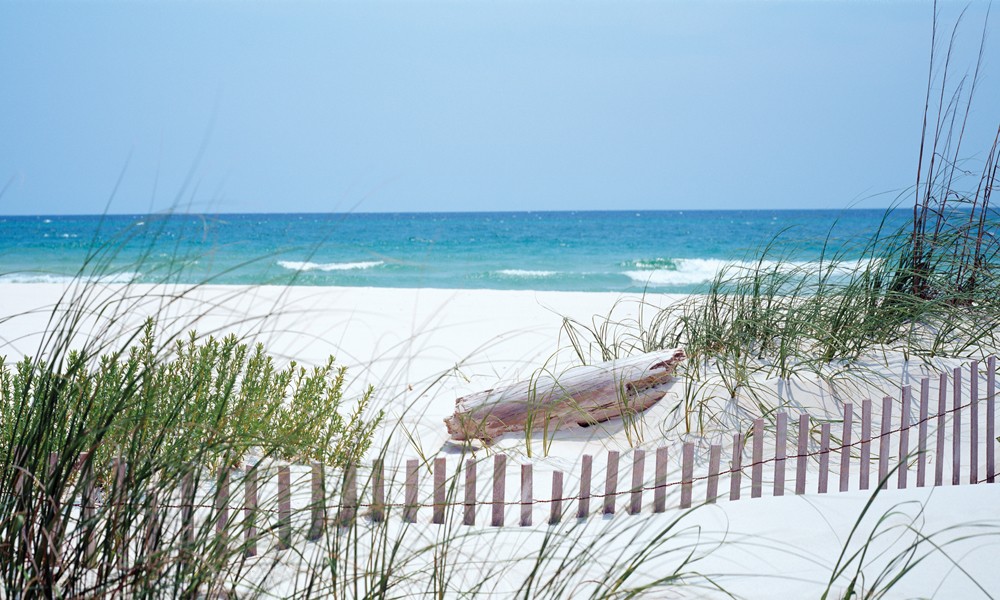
0, 1, 997, 215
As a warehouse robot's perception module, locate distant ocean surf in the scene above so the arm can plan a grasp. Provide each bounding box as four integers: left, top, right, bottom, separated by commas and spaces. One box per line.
0, 210, 907, 293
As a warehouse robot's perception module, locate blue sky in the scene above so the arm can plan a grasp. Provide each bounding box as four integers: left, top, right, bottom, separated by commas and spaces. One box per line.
1, 1, 997, 215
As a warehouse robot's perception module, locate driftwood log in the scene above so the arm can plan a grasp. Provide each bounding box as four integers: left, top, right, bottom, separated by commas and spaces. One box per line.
445, 348, 685, 442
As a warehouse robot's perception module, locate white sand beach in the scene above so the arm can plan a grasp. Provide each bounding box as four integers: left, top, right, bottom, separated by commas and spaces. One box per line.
2, 282, 999, 597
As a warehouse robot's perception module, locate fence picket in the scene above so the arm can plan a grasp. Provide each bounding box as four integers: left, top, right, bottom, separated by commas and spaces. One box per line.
341, 465, 357, 525
405, 460, 419, 523
629, 450, 645, 514
840, 404, 853, 492
579, 454, 593, 518
707, 445, 721, 503
521, 464, 532, 526
878, 396, 892, 489
861, 400, 872, 490
217, 466, 230, 546
936, 372, 947, 486
550, 471, 563, 525
244, 465, 257, 558
818, 424, 830, 494
731, 433, 743, 501
898, 386, 910, 489
953, 367, 962, 486
970, 360, 979, 484
433, 458, 447, 525
492, 455, 506, 526
278, 466, 292, 549
917, 378, 930, 487
775, 412, 787, 496
751, 419, 764, 498
308, 462, 324, 540
464, 459, 476, 526
604, 451, 620, 515
372, 460, 386, 522
654, 448, 667, 513
795, 415, 808, 495
988, 356, 996, 483
680, 443, 694, 509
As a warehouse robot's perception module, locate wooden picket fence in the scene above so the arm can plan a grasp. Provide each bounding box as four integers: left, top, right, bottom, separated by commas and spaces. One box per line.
17, 357, 998, 560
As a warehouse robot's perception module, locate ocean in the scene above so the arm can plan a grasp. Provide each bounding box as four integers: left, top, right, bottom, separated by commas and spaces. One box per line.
0, 210, 909, 293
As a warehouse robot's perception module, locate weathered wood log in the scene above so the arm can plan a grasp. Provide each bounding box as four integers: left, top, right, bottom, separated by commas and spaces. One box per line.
444, 348, 685, 442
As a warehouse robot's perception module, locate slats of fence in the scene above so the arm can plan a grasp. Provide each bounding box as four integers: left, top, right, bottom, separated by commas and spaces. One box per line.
680, 443, 694, 509
579, 454, 593, 518
604, 451, 620, 515
372, 460, 386, 522
654, 448, 667, 513
775, 412, 787, 496
492, 455, 506, 526
433, 458, 447, 525
244, 465, 258, 557
878, 396, 892, 489
629, 450, 645, 514
818, 423, 830, 494
308, 462, 324, 540
707, 444, 721, 503
795, 415, 808, 495
917, 378, 930, 487
405, 460, 419, 523
861, 399, 872, 490
988, 356, 996, 484
464, 459, 476, 526
340, 465, 357, 525
217, 466, 230, 547
936, 372, 947, 487
521, 464, 532, 526
839, 404, 853, 493
953, 367, 962, 486
278, 466, 292, 550
970, 360, 979, 484
751, 419, 764, 498
898, 386, 910, 489
550, 471, 563, 525
731, 433, 743, 501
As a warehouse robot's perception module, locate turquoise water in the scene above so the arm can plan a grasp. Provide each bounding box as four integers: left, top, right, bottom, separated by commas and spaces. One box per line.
0, 210, 909, 293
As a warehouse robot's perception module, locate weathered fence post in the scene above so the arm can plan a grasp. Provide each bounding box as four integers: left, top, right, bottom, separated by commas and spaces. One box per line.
861, 399, 872, 490
433, 458, 447, 525
970, 360, 979, 484
795, 415, 808, 495
579, 454, 593, 518
731, 433, 744, 501
917, 378, 930, 487
751, 419, 764, 498
520, 463, 532, 526
629, 450, 645, 514
898, 386, 911, 489
244, 464, 258, 558
953, 367, 962, 486
340, 465, 357, 525
878, 396, 892, 489
550, 471, 564, 525
603, 451, 619, 515
216, 466, 230, 549
936, 372, 947, 486
654, 448, 667, 513
818, 424, 830, 493
405, 460, 419, 523
775, 412, 787, 497
464, 459, 476, 526
988, 356, 996, 483
707, 445, 721, 503
180, 470, 195, 559
492, 454, 506, 527
372, 460, 385, 522
680, 443, 694, 509
308, 462, 325, 540
840, 404, 853, 493
277, 466, 292, 550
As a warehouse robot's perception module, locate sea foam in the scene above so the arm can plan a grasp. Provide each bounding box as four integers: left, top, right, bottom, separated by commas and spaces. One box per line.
624, 258, 879, 286
278, 260, 384, 272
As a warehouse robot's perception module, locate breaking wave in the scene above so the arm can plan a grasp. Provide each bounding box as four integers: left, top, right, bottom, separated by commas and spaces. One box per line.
278, 260, 384, 272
